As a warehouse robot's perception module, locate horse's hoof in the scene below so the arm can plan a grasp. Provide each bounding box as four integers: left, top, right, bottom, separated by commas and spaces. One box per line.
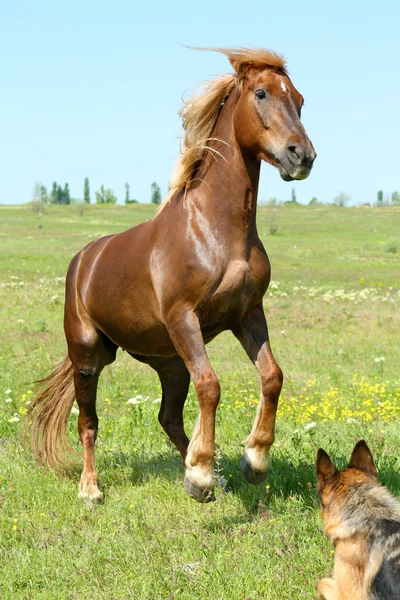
184, 476, 216, 503
78, 488, 103, 504
240, 454, 268, 484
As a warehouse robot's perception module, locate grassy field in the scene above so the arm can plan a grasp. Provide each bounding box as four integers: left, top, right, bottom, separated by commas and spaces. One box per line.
0, 202, 399, 599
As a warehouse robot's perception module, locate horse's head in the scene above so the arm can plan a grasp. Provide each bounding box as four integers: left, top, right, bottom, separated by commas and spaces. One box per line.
230, 54, 316, 181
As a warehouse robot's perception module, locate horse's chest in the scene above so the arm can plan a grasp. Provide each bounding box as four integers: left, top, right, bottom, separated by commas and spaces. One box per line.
215, 260, 251, 297
207, 259, 264, 319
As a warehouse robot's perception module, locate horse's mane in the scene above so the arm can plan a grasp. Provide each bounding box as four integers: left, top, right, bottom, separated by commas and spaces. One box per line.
158, 47, 287, 210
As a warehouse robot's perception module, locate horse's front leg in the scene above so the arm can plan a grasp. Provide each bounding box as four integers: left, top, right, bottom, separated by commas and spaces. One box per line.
166, 310, 220, 503
233, 304, 283, 484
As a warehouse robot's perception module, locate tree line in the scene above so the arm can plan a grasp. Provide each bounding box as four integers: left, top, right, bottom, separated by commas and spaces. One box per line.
32, 181, 400, 208
265, 189, 400, 207
32, 179, 163, 206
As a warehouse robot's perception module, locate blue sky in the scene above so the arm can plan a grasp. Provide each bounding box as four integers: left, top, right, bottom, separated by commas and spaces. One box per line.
1, 0, 399, 206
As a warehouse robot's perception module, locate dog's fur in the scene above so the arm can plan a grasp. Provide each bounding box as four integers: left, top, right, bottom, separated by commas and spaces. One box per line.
316, 440, 400, 600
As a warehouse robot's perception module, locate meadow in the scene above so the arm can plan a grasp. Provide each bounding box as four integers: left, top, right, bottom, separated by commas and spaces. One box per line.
0, 202, 399, 599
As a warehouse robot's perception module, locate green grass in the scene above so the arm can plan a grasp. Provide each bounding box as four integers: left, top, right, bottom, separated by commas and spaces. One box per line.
0, 202, 399, 599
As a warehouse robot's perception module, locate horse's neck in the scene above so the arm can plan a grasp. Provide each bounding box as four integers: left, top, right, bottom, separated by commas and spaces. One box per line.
186, 89, 261, 236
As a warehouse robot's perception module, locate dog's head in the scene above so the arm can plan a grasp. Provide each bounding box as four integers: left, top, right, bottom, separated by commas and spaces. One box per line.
316, 441, 378, 537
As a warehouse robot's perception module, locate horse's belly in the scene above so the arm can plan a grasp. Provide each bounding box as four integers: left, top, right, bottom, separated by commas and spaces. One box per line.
85, 283, 176, 356
94, 313, 177, 356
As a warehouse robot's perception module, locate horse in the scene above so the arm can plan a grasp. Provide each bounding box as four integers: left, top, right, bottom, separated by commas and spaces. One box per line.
29, 47, 316, 503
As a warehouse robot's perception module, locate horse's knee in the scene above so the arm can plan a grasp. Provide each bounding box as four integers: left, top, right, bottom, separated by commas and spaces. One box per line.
261, 364, 283, 398
195, 370, 220, 408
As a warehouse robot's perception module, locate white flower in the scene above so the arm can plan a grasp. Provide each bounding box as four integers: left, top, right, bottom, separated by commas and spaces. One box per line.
135, 394, 143, 400
374, 357, 385, 363
304, 422, 316, 431
71, 406, 79, 415
153, 398, 162, 404
5, 398, 12, 403
8, 415, 20, 423
127, 397, 140, 405
5, 389, 11, 394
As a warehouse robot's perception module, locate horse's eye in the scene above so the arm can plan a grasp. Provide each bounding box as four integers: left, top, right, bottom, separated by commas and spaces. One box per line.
255, 89, 267, 100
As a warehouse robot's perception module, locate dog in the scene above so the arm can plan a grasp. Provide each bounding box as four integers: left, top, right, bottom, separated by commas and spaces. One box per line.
316, 440, 400, 599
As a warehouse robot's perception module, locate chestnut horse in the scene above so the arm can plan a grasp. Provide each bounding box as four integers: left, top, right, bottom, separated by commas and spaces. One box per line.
29, 48, 316, 503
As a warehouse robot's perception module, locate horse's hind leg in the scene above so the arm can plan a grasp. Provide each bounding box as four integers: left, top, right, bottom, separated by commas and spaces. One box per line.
73, 368, 102, 502
131, 354, 190, 460
153, 356, 190, 460
67, 323, 117, 503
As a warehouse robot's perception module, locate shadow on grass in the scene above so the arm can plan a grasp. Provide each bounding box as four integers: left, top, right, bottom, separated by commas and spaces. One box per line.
98, 447, 318, 508
98, 445, 183, 488
98, 445, 400, 512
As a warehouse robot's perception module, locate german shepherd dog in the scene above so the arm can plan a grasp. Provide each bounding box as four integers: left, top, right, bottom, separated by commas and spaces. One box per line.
316, 440, 400, 599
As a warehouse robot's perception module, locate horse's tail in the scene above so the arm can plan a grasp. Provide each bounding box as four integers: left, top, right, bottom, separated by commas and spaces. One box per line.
27, 355, 77, 472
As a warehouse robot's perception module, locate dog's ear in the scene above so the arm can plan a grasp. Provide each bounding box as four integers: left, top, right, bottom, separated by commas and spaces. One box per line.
316, 448, 338, 482
348, 440, 378, 479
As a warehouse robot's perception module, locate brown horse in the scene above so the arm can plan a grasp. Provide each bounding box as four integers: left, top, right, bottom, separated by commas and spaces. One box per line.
29, 47, 316, 503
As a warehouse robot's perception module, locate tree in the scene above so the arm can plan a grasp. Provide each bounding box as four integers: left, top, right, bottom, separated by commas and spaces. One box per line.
333, 191, 350, 207
392, 191, 400, 206
31, 182, 44, 214
84, 177, 90, 204
125, 182, 138, 204
95, 185, 117, 204
63, 183, 70, 205
56, 185, 64, 204
95, 185, 104, 204
50, 182, 57, 204
309, 197, 319, 206
151, 182, 161, 205
284, 188, 298, 205
32, 182, 42, 203
40, 185, 48, 204
377, 190, 383, 206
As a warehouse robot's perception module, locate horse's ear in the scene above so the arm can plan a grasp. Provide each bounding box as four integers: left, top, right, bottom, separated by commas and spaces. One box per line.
348, 440, 377, 479
316, 448, 338, 483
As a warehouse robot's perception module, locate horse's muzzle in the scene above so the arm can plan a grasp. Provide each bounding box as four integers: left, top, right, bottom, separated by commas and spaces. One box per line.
278, 146, 317, 181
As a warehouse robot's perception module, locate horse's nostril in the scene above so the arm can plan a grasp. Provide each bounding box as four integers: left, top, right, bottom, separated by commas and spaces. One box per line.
287, 145, 304, 164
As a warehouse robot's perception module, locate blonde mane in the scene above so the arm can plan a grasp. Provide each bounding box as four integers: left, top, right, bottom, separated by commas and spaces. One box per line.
159, 47, 287, 210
